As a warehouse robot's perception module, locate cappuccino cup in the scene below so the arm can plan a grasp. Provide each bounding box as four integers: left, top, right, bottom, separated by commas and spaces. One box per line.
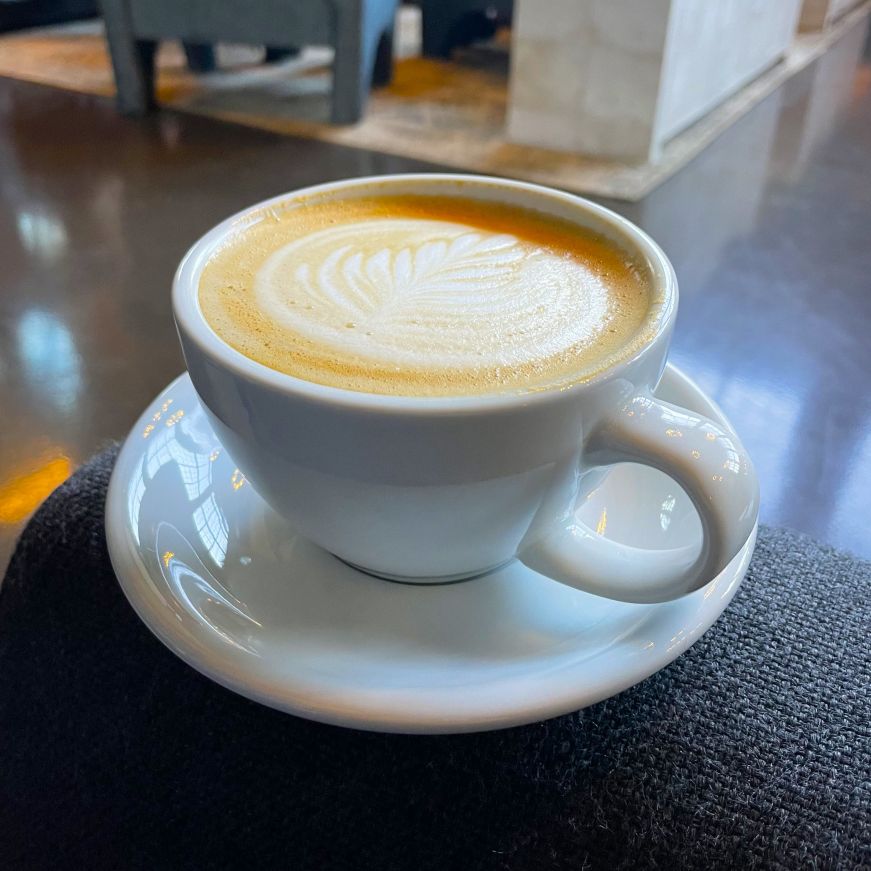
174, 174, 758, 603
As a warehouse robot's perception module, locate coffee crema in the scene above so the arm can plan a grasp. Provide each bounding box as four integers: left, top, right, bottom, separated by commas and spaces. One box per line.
198, 193, 653, 397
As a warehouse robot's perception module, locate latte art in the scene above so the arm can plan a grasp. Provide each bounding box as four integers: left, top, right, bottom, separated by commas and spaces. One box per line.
199, 194, 652, 396
255, 219, 609, 372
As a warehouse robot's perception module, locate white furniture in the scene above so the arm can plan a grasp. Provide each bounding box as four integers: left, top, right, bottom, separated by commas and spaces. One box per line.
508, 0, 803, 162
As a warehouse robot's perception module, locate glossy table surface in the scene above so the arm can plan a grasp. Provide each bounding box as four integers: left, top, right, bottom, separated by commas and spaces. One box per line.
1, 20, 870, 574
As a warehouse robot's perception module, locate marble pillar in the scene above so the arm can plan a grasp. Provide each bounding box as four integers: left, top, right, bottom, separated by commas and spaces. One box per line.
507, 0, 803, 162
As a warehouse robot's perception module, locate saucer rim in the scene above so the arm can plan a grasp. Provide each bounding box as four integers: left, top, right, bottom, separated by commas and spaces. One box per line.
106, 365, 757, 734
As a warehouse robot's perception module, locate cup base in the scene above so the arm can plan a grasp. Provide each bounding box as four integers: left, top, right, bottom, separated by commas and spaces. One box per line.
338, 557, 514, 586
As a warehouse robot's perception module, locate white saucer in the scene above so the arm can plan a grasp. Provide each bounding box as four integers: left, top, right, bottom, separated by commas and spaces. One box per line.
106, 365, 757, 734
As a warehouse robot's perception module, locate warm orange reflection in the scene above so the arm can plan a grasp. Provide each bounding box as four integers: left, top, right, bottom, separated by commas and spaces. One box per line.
0, 456, 73, 523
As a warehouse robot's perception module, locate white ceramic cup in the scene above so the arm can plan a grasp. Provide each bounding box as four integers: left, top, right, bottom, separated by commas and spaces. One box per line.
174, 174, 759, 603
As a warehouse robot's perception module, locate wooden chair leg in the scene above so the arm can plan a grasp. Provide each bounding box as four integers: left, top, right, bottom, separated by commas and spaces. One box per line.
99, 0, 156, 114
420, 6, 454, 58
183, 42, 216, 74
120, 38, 156, 115
331, 0, 367, 124
330, 1, 396, 123
372, 27, 394, 88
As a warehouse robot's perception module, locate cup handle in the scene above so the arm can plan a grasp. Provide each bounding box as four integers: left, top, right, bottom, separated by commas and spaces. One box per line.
517, 391, 759, 603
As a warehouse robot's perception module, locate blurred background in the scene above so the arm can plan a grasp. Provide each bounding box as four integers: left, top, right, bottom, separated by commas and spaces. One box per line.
1, 0, 870, 573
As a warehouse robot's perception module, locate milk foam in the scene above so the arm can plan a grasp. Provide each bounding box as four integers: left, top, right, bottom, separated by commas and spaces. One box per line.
199, 195, 652, 397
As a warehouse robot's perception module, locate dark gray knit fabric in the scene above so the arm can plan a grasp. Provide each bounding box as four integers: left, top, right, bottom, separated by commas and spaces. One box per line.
0, 446, 868, 871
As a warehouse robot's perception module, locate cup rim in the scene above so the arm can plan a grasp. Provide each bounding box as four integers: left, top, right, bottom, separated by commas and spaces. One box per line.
173, 173, 677, 415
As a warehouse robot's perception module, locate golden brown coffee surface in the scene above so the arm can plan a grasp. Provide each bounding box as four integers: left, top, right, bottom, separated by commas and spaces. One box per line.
198, 194, 653, 397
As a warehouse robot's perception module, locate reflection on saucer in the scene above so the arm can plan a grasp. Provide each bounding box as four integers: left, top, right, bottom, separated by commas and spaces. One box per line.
108, 368, 755, 733
127, 394, 246, 566
157, 522, 261, 657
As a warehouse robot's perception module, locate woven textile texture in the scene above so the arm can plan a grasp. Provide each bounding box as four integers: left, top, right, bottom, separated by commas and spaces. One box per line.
1, 446, 868, 870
